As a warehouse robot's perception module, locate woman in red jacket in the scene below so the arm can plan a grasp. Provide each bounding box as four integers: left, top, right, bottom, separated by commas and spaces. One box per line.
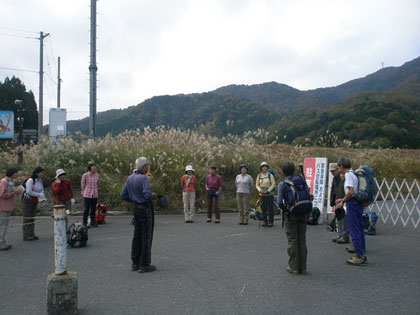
181, 165, 196, 223
52, 169, 75, 214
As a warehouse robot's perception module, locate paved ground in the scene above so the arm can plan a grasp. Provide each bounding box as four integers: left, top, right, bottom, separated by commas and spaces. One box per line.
1, 213, 419, 315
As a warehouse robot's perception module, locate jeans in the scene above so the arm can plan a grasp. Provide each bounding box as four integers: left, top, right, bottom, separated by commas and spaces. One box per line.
83, 198, 97, 226
346, 198, 366, 256
337, 215, 349, 241
131, 202, 153, 267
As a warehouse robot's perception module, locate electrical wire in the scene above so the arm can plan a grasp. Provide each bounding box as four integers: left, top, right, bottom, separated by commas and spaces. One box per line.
0, 32, 37, 40
0, 66, 38, 73
0, 26, 38, 34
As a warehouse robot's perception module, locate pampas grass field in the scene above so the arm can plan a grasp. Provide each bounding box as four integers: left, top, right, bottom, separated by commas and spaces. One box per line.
1, 127, 419, 212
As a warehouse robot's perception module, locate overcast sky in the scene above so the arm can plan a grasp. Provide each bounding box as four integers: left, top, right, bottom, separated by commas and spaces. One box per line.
1, 0, 419, 123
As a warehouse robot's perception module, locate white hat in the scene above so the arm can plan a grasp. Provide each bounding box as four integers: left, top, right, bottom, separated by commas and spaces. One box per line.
135, 157, 149, 170
55, 169, 66, 178
185, 165, 194, 172
260, 161, 269, 168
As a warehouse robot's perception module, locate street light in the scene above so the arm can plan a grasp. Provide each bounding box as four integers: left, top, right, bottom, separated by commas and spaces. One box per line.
14, 99, 25, 164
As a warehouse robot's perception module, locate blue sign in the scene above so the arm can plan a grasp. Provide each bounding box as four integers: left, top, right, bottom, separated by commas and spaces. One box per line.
0, 111, 14, 139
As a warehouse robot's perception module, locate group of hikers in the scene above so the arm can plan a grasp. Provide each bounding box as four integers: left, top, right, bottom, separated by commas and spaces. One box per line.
0, 156, 368, 276
0, 163, 100, 246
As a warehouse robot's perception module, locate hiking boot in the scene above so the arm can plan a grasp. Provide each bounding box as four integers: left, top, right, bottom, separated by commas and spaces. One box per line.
215, 220, 220, 224
0, 244, 12, 251
287, 267, 299, 275
32, 235, 39, 240
189, 220, 194, 223
23, 237, 35, 241
337, 239, 350, 244
267, 223, 273, 227
300, 270, 307, 275
238, 222, 243, 225
347, 254, 367, 266
131, 264, 140, 271
206, 218, 212, 223
185, 220, 189, 223
332, 237, 340, 243
243, 222, 248, 225
139, 265, 156, 273
346, 245, 355, 253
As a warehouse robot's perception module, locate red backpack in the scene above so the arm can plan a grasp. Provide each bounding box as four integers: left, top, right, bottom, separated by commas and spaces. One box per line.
95, 203, 108, 224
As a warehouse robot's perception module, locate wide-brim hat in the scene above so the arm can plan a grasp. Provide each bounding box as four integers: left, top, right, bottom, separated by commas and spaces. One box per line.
185, 165, 195, 172
260, 161, 269, 169
55, 169, 66, 178
330, 163, 338, 171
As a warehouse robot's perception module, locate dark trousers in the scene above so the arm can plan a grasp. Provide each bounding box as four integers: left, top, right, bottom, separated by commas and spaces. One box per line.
22, 197, 37, 238
346, 198, 366, 256
207, 194, 220, 220
284, 213, 308, 272
131, 202, 153, 267
83, 197, 97, 226
260, 194, 274, 224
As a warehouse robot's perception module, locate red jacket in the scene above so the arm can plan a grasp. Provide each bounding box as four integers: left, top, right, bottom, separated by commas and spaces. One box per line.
181, 175, 196, 192
52, 179, 74, 202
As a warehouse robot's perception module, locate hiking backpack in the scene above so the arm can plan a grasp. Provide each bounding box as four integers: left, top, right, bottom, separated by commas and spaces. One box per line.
19, 175, 32, 201
67, 222, 88, 248
307, 207, 321, 225
352, 165, 377, 206
95, 203, 108, 224
283, 175, 312, 215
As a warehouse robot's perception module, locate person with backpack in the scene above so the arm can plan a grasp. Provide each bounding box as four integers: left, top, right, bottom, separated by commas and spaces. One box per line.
181, 165, 196, 223
205, 165, 222, 223
81, 162, 100, 228
52, 169, 75, 212
336, 158, 367, 266
235, 164, 254, 225
277, 162, 311, 275
121, 157, 157, 273
0, 168, 22, 251
256, 162, 276, 227
22, 166, 45, 241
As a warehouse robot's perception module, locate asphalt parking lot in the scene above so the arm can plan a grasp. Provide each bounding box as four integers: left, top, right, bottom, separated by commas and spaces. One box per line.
1, 213, 419, 315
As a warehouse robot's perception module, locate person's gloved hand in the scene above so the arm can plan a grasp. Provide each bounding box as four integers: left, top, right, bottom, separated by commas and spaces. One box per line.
65, 209, 71, 216
56, 178, 61, 184
71, 198, 76, 205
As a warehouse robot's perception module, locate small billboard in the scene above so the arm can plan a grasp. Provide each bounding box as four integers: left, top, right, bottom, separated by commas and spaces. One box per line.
0, 111, 14, 139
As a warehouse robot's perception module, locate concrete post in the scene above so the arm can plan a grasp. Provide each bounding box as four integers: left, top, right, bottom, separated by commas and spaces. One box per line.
47, 205, 78, 315
54, 204, 67, 275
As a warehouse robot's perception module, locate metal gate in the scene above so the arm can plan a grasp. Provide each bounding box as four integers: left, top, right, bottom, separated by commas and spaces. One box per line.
369, 178, 420, 229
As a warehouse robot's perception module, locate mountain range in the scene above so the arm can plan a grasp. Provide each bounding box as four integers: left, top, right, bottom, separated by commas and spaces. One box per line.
67, 56, 420, 148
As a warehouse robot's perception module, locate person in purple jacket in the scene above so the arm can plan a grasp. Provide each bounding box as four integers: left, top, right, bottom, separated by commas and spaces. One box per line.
205, 165, 222, 223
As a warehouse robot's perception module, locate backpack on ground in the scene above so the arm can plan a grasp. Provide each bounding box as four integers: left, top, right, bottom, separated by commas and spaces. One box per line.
363, 211, 378, 235
95, 203, 108, 224
283, 175, 312, 216
307, 207, 321, 225
352, 165, 377, 206
67, 222, 88, 248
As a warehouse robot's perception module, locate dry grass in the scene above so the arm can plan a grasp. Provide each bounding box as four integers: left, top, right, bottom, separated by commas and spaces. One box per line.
1, 127, 419, 211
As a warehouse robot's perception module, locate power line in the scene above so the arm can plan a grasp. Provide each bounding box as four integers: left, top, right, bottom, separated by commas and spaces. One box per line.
0, 32, 37, 40
0, 26, 38, 34
0, 66, 38, 73
46, 36, 57, 68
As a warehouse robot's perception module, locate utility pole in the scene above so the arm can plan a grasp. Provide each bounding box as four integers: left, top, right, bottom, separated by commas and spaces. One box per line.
38, 31, 49, 141
57, 56, 61, 108
15, 100, 25, 165
89, 0, 98, 138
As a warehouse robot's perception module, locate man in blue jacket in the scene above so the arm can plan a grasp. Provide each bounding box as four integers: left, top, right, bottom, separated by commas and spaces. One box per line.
121, 157, 157, 273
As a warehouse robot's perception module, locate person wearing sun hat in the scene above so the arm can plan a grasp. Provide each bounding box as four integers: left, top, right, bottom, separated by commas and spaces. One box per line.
181, 165, 196, 223
235, 164, 254, 225
256, 161, 276, 227
52, 169, 75, 215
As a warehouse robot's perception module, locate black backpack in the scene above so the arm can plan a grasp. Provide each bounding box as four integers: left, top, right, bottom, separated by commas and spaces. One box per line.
67, 222, 88, 248
307, 207, 321, 225
283, 175, 312, 215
